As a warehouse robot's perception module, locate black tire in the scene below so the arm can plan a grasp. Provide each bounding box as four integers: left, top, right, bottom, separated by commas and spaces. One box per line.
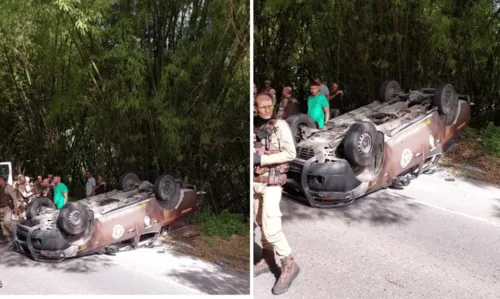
286, 113, 317, 146
26, 197, 56, 220
378, 80, 401, 102
154, 174, 181, 210
117, 172, 141, 190
433, 83, 459, 125
57, 202, 91, 236
344, 121, 378, 167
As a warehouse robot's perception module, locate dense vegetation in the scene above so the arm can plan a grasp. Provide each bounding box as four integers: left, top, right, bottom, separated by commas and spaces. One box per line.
255, 0, 500, 135
0, 0, 250, 215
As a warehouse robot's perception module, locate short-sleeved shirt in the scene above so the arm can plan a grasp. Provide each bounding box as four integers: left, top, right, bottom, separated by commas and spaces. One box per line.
307, 94, 329, 129
319, 84, 330, 97
54, 183, 68, 209
85, 177, 96, 196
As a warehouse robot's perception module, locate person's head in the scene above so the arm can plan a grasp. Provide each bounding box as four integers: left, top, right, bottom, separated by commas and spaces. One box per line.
48, 174, 54, 182
264, 80, 271, 88
53, 176, 61, 184
331, 82, 339, 92
0, 176, 7, 188
310, 82, 320, 96
97, 176, 103, 184
254, 93, 274, 120
42, 178, 50, 187
37, 175, 43, 183
253, 83, 258, 95
18, 174, 26, 184
86, 171, 92, 178
282, 86, 292, 97
314, 78, 321, 85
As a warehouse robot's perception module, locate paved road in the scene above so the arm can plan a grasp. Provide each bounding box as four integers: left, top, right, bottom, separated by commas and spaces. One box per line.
254, 169, 500, 298
0, 241, 249, 295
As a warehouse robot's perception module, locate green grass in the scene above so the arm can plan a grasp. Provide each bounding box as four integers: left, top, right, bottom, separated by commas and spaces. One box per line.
462, 123, 500, 158
195, 210, 249, 239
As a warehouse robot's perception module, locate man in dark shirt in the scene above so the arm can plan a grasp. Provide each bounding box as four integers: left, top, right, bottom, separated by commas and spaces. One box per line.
328, 82, 344, 118
95, 176, 107, 195
276, 86, 299, 119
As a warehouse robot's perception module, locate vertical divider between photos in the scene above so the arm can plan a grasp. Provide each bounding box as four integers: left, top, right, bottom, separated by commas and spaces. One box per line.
249, 0, 255, 293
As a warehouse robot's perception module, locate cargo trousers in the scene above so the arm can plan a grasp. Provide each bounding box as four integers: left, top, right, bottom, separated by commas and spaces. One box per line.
0, 206, 13, 240
253, 182, 292, 258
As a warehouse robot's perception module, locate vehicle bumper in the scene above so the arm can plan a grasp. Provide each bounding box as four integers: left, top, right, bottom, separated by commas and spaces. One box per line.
12, 222, 78, 262
285, 157, 370, 208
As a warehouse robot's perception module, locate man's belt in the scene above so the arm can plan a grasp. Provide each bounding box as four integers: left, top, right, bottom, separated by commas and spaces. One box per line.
253, 176, 270, 183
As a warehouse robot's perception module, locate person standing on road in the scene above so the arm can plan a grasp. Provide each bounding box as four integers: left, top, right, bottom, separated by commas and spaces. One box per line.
276, 86, 299, 120
85, 171, 96, 198
53, 176, 68, 209
253, 93, 300, 295
307, 81, 330, 129
0, 176, 19, 244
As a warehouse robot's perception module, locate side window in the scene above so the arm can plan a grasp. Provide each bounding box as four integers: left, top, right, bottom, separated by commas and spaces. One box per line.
0, 165, 9, 179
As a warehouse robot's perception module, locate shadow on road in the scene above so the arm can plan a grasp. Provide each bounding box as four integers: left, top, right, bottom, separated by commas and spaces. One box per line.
0, 245, 114, 273
165, 267, 250, 295
281, 189, 422, 225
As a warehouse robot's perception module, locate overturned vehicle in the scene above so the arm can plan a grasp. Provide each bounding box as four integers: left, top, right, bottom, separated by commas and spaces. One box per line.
285, 81, 471, 208
13, 173, 202, 261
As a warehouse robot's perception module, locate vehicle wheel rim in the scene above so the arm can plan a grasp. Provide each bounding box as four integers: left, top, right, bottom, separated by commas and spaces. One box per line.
387, 87, 396, 99
443, 90, 451, 110
358, 133, 373, 156
68, 210, 83, 227
161, 180, 172, 200
125, 178, 135, 189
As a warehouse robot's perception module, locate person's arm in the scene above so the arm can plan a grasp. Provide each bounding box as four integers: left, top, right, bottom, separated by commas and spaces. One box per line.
63, 184, 69, 205
260, 120, 297, 166
18, 185, 33, 198
321, 95, 330, 123
6, 185, 19, 213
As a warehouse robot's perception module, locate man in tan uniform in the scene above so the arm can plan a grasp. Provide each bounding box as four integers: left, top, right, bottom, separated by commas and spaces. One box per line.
276, 86, 299, 119
0, 176, 19, 244
262, 80, 277, 106
253, 93, 299, 295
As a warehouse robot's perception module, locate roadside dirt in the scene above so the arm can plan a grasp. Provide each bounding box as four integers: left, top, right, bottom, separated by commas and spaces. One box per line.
440, 136, 500, 185
160, 223, 250, 271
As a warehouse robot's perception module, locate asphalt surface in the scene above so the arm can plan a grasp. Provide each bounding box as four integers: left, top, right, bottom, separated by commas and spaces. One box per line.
0, 240, 249, 295
254, 169, 500, 298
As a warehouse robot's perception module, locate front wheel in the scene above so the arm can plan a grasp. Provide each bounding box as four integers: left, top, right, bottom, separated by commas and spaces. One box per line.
344, 121, 378, 167
57, 202, 92, 236
154, 174, 181, 210
286, 113, 317, 146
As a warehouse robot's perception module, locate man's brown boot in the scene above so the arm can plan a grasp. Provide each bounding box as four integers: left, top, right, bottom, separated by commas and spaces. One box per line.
272, 254, 300, 295
254, 249, 279, 277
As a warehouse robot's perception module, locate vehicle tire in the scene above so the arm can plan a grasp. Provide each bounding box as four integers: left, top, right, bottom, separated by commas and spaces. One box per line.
378, 80, 401, 102
286, 113, 317, 146
344, 121, 378, 167
57, 202, 91, 236
433, 83, 458, 125
117, 172, 141, 190
154, 174, 181, 210
26, 197, 56, 220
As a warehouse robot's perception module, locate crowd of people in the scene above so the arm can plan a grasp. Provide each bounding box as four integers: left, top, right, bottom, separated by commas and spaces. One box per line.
0, 171, 107, 244
254, 77, 345, 128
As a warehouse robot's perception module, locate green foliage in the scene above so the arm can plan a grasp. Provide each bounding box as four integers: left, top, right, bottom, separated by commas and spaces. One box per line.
0, 0, 250, 213
196, 210, 249, 239
481, 123, 500, 157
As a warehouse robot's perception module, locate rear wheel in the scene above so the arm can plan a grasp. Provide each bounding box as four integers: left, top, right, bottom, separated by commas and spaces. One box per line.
433, 83, 459, 126
57, 202, 92, 236
117, 172, 141, 190
286, 113, 317, 146
154, 174, 181, 210
344, 122, 378, 167
26, 197, 56, 220
378, 81, 401, 102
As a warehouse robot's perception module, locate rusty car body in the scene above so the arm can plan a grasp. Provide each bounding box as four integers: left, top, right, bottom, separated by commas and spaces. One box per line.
284, 81, 472, 208
12, 173, 202, 261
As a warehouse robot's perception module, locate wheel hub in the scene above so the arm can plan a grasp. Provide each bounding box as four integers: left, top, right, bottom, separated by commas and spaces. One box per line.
68, 210, 83, 227
358, 133, 373, 156
161, 180, 172, 200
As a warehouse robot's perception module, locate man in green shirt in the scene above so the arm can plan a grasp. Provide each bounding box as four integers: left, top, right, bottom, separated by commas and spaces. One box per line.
307, 81, 330, 128
53, 175, 68, 209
